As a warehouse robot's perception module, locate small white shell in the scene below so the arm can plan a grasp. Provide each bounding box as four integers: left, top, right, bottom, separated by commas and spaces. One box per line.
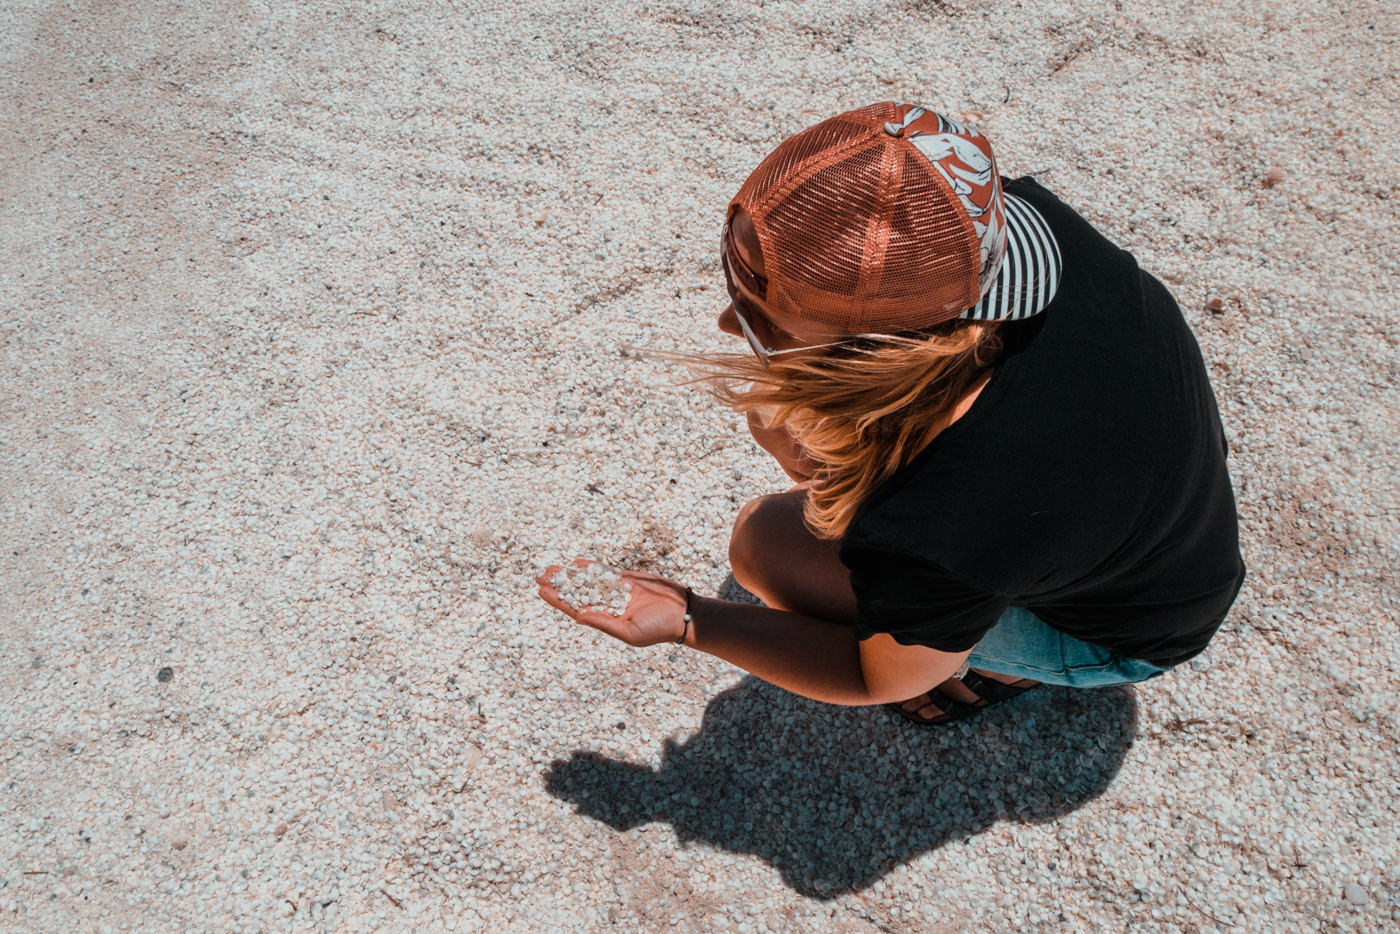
547, 561, 632, 615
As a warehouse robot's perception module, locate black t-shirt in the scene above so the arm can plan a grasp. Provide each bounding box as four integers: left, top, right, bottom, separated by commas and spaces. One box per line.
838, 177, 1245, 668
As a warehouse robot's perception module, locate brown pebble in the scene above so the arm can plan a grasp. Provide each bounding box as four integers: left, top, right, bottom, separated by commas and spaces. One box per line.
1205, 297, 1225, 314
171, 838, 188, 851
1263, 166, 1285, 188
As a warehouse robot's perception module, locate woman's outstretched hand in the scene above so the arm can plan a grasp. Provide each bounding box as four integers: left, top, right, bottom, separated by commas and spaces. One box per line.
536, 559, 690, 648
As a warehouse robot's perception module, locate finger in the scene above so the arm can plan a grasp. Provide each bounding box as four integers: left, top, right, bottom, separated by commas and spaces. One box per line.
543, 591, 632, 641
539, 584, 634, 626
614, 571, 689, 603
557, 557, 670, 589
536, 570, 564, 597
536, 587, 583, 621
570, 607, 634, 641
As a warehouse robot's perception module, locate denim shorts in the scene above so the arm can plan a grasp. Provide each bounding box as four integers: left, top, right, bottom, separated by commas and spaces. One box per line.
966, 606, 1172, 688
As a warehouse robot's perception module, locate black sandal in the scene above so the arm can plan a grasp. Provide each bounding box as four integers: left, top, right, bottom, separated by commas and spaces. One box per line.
887, 670, 1041, 726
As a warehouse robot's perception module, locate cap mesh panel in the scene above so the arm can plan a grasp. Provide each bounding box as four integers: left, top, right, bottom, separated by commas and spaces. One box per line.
734, 104, 986, 330
763, 147, 885, 302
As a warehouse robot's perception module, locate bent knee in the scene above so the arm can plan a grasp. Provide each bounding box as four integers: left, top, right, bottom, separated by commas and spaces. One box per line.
728, 494, 771, 585
728, 490, 807, 595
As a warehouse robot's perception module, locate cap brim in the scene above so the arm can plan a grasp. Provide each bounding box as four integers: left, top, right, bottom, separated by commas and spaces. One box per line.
961, 192, 1062, 322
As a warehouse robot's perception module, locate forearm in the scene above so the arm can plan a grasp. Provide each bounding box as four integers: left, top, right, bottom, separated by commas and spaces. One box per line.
682, 595, 874, 706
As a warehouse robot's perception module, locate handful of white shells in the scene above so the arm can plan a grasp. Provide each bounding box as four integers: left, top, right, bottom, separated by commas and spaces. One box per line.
548, 562, 633, 617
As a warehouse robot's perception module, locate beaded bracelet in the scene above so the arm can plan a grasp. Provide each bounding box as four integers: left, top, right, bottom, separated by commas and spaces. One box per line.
676, 587, 694, 644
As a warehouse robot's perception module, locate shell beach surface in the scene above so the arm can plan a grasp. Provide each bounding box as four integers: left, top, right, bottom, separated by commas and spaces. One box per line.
1, 0, 1396, 930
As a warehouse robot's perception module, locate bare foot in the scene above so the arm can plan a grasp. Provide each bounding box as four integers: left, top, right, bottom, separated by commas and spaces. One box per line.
894, 669, 1041, 722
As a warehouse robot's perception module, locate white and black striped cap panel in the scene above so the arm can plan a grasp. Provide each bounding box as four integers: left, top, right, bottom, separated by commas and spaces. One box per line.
1012, 192, 1061, 313
961, 192, 1061, 322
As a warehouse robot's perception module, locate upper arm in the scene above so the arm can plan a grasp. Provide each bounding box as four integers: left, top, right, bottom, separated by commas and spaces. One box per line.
858, 632, 971, 704
841, 546, 1008, 702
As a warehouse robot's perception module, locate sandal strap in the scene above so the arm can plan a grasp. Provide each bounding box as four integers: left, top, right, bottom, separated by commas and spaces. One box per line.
959, 671, 1039, 705
921, 688, 980, 720
889, 672, 1041, 727
886, 688, 981, 726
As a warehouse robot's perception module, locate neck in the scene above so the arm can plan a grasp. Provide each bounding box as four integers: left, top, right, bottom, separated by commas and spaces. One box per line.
915, 367, 995, 450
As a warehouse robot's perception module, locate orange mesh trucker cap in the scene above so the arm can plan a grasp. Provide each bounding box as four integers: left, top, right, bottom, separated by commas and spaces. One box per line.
729, 102, 1062, 331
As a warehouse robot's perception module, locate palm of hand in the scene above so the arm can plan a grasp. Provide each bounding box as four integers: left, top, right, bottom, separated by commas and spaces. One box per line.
536, 561, 688, 648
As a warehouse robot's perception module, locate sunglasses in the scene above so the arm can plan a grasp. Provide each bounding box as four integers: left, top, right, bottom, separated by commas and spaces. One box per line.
721, 224, 847, 368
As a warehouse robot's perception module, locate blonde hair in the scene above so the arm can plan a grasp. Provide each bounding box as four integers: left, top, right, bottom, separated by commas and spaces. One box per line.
681, 320, 1004, 540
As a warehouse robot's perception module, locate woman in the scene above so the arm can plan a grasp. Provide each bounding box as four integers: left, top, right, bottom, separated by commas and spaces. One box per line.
538, 103, 1245, 725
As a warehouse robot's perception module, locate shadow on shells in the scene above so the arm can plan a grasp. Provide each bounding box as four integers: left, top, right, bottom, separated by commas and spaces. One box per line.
544, 671, 1137, 897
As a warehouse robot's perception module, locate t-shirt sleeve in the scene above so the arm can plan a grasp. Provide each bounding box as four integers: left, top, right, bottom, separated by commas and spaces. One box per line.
842, 546, 1010, 652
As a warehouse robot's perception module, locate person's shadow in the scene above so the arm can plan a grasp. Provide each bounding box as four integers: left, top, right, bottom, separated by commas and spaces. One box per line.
545, 582, 1140, 896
